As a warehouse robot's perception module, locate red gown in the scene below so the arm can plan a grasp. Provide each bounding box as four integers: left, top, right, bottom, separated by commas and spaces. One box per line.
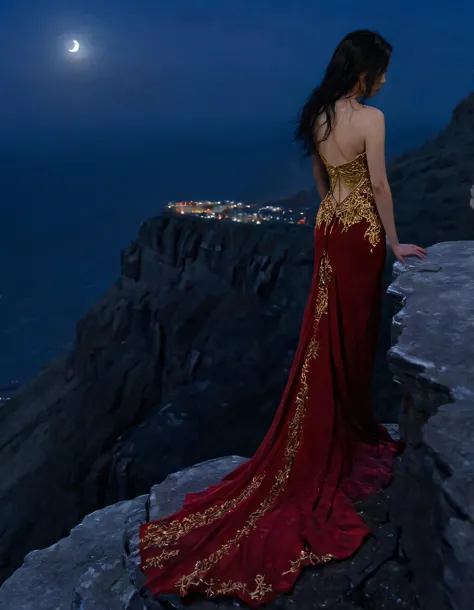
139, 151, 401, 607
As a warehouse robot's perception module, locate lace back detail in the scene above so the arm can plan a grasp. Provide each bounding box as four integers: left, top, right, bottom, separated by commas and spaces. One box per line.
319, 151, 369, 201
316, 150, 382, 250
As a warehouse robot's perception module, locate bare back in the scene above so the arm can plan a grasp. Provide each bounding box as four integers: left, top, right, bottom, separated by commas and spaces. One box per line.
315, 100, 374, 203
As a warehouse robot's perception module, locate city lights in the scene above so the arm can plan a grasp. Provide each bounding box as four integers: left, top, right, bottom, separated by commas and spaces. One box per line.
166, 200, 308, 226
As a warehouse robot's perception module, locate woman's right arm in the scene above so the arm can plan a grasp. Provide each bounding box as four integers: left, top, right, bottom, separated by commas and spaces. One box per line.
364, 108, 425, 263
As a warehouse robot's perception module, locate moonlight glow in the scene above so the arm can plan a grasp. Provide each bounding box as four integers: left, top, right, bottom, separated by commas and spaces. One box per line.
68, 40, 80, 53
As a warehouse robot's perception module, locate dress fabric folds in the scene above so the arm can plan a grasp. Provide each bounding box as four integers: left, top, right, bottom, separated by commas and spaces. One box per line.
139, 151, 401, 607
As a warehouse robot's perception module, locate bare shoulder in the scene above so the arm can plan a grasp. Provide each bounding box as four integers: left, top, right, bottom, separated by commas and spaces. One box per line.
357, 106, 385, 133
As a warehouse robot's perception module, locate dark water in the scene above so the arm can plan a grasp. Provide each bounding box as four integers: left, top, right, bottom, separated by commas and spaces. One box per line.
0, 122, 439, 384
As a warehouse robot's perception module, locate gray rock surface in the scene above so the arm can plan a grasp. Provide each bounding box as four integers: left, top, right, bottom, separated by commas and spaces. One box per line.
0, 214, 314, 582
1, 452, 418, 610
0, 496, 147, 610
388, 241, 474, 610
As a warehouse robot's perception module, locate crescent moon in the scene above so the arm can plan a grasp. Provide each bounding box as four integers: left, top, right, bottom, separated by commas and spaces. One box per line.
68, 40, 80, 53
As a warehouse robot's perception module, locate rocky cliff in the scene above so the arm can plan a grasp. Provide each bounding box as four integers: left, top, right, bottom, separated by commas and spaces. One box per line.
0, 213, 322, 583
388, 241, 474, 610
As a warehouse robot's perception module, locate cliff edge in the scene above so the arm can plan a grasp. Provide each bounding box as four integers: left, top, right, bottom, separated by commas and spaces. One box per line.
388, 241, 474, 610
0, 214, 319, 583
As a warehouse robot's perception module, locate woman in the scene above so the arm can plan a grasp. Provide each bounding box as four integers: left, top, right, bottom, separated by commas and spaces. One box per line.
139, 30, 426, 607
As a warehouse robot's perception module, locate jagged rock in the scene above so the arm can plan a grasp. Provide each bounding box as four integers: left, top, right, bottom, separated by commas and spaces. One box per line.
0, 495, 148, 610
0, 216, 315, 582
0, 281, 165, 583
0, 455, 416, 610
3, 206, 347, 584
388, 240, 474, 610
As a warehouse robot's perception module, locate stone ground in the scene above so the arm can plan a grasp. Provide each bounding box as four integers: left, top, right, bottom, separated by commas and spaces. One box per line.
0, 447, 419, 610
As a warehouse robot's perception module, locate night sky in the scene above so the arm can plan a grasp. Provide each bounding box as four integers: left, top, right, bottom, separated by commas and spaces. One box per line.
0, 0, 473, 134
1, 1, 473, 384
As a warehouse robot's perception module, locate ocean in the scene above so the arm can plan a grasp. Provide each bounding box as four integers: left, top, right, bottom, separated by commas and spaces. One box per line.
0, 121, 439, 385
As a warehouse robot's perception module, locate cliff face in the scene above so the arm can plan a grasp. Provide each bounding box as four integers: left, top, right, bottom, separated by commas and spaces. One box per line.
0, 213, 320, 582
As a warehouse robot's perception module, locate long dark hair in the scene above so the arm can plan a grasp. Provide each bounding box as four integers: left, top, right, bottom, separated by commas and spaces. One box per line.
294, 30, 392, 157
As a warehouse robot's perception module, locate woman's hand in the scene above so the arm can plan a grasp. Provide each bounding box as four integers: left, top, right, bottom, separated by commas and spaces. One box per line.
391, 243, 427, 264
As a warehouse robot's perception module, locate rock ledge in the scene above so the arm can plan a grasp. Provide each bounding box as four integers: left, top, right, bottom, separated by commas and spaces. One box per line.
0, 452, 417, 610
388, 240, 474, 610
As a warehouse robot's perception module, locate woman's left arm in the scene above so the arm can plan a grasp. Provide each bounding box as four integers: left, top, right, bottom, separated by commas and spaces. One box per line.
311, 153, 329, 200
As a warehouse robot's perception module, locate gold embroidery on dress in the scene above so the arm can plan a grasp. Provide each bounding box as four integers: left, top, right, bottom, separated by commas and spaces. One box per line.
144, 549, 180, 569
282, 548, 334, 575
316, 152, 382, 249
203, 574, 272, 601
141, 473, 266, 554
170, 253, 333, 599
